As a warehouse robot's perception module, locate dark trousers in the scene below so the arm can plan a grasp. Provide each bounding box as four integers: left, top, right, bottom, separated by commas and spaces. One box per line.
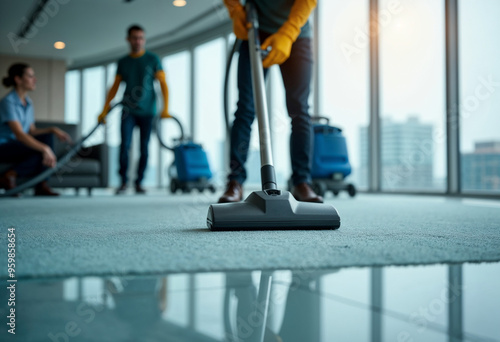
229, 32, 314, 186
119, 111, 153, 186
0, 133, 53, 178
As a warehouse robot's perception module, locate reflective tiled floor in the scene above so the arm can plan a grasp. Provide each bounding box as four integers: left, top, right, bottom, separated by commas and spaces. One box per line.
1, 262, 499, 342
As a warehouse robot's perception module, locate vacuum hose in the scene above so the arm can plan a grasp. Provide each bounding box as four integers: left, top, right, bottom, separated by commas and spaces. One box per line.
224, 38, 242, 137
0, 102, 122, 198
155, 115, 185, 151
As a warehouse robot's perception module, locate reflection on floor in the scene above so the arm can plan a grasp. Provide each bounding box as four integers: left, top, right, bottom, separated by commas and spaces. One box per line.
1, 262, 499, 342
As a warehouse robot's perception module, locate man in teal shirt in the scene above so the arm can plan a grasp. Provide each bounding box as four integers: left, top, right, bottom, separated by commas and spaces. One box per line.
99, 25, 170, 195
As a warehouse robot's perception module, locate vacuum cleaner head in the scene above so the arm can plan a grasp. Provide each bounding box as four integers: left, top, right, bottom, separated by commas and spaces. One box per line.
207, 190, 340, 231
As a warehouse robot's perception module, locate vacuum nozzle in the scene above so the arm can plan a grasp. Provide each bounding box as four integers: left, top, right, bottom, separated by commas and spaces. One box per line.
207, 191, 340, 231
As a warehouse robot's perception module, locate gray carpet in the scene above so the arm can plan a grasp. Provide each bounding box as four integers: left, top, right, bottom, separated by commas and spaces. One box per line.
1, 192, 500, 279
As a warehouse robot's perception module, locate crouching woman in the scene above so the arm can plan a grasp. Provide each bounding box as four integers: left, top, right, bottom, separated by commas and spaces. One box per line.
0, 63, 71, 196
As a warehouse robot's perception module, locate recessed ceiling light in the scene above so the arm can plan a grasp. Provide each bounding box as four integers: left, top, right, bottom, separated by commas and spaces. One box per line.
54, 41, 66, 49
173, 0, 186, 7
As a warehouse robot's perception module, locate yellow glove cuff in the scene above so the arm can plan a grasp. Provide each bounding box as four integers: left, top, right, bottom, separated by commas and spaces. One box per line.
278, 0, 317, 43
277, 22, 301, 43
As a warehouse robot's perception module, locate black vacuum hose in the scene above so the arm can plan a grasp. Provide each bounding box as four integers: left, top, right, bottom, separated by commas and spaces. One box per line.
155, 115, 185, 151
224, 38, 241, 137
0, 102, 122, 198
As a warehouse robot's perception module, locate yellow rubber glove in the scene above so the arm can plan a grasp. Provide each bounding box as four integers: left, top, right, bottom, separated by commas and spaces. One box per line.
261, 33, 293, 68
261, 0, 317, 68
98, 104, 110, 124
155, 70, 170, 119
224, 0, 248, 40
98, 75, 122, 124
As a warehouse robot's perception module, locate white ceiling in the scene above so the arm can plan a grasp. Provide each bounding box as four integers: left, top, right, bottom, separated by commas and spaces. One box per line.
0, 0, 229, 67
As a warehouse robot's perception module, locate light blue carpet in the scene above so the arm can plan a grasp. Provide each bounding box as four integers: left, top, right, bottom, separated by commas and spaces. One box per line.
1, 192, 500, 279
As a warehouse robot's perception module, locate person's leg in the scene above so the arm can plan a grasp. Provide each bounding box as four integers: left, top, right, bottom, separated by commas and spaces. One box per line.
0, 139, 41, 192
25, 133, 60, 195
280, 38, 322, 203
0, 134, 59, 196
219, 36, 271, 203
1, 134, 52, 177
279, 37, 314, 186
136, 115, 153, 188
31, 133, 53, 179
228, 40, 256, 185
228, 34, 271, 184
119, 111, 136, 186
219, 33, 271, 203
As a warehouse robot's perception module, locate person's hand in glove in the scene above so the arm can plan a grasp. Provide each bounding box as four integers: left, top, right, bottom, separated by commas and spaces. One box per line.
261, 33, 293, 68
224, 0, 248, 40
99, 75, 122, 124
155, 70, 170, 119
98, 104, 110, 124
261, 0, 317, 68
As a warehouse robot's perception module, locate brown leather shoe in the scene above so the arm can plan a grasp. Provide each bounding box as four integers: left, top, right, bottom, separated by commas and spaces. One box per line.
135, 184, 146, 194
218, 180, 243, 203
115, 184, 127, 195
0, 170, 20, 197
292, 182, 323, 203
34, 181, 60, 196
0, 170, 17, 190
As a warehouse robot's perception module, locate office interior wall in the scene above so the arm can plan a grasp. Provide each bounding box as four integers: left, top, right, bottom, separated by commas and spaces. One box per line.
0, 54, 66, 122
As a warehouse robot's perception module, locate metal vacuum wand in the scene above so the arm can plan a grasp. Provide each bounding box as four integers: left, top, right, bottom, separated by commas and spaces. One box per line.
246, 1, 278, 192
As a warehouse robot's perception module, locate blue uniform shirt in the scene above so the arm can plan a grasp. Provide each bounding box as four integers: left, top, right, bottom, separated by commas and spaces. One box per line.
0, 90, 34, 145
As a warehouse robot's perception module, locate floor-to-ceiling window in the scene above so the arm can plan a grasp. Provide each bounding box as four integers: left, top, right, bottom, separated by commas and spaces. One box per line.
81, 66, 105, 146
458, 0, 500, 194
319, 0, 370, 191
194, 38, 226, 187
161, 51, 191, 187
379, 0, 447, 192
64, 70, 80, 125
